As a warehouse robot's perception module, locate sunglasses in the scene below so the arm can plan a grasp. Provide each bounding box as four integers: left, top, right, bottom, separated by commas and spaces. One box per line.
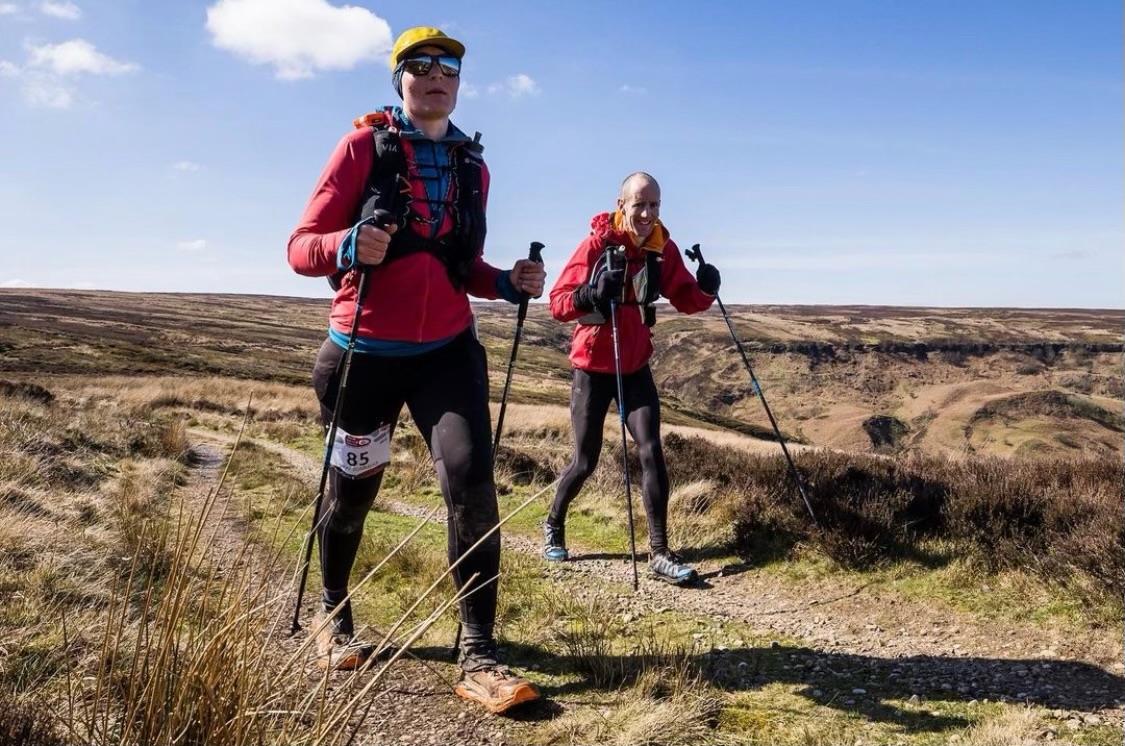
401, 54, 461, 77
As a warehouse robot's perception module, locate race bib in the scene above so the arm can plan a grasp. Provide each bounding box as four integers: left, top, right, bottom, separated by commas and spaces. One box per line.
330, 424, 391, 478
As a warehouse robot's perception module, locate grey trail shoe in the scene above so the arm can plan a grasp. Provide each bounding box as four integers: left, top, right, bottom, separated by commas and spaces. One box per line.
649, 550, 698, 586
543, 520, 569, 562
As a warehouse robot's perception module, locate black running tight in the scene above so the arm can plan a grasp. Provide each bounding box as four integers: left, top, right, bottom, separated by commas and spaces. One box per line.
547, 365, 670, 553
311, 330, 500, 630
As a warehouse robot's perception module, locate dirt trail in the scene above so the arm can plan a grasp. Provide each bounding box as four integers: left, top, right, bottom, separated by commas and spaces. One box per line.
187, 428, 1124, 731
183, 430, 526, 745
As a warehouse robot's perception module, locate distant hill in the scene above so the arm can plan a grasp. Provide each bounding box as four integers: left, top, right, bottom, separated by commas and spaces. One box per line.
0, 289, 1120, 458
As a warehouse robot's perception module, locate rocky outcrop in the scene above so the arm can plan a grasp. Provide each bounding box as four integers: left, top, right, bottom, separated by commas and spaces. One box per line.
862, 415, 910, 449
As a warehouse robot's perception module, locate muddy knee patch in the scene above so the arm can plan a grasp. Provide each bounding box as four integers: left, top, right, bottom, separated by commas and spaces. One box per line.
451, 501, 501, 545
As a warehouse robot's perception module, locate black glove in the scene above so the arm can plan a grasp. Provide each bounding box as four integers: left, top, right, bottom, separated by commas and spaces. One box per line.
696, 263, 721, 295
573, 267, 625, 312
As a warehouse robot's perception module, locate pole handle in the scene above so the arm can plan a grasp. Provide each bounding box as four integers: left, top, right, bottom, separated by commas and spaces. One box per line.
516, 241, 545, 322
528, 241, 545, 264
602, 245, 627, 306
605, 244, 626, 269
357, 209, 394, 261
685, 243, 705, 266
349, 208, 393, 305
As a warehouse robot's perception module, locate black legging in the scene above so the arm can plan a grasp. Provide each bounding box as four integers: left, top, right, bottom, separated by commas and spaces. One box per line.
311, 330, 500, 632
547, 365, 670, 553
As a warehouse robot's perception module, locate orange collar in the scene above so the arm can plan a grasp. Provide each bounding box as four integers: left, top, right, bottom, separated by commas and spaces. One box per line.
612, 211, 667, 253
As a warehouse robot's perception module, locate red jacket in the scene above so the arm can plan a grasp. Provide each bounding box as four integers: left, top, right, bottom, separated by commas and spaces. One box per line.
549, 212, 715, 374
288, 114, 505, 343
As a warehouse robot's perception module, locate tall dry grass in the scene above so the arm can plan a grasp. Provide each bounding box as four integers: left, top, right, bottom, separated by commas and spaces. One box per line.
53, 416, 491, 745
0, 381, 520, 744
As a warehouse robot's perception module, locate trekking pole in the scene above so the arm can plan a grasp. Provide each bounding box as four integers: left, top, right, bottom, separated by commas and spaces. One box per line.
449, 241, 545, 660
493, 241, 545, 456
606, 245, 640, 591
684, 244, 820, 527
290, 209, 394, 636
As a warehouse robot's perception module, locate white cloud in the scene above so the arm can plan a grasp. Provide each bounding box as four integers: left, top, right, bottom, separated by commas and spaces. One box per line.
205, 0, 392, 81
1, 279, 33, 288
506, 73, 538, 97
40, 1, 80, 19
172, 160, 201, 172
177, 239, 208, 251
486, 74, 539, 98
460, 82, 479, 98
27, 39, 137, 75
0, 3, 19, 14
619, 84, 647, 95
2, 62, 74, 107
22, 71, 71, 106
2, 39, 135, 107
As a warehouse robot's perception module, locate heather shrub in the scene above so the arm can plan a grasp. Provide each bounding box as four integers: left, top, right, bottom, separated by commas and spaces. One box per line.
656, 433, 1120, 603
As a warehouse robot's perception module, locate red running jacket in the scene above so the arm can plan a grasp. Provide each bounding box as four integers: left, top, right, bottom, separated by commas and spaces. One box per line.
549, 212, 715, 374
287, 114, 506, 343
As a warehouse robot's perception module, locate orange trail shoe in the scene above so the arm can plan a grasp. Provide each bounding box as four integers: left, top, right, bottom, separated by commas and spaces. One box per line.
454, 665, 541, 713
312, 600, 376, 671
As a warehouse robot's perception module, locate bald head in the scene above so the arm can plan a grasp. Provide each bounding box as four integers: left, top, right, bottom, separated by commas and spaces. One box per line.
617, 172, 661, 244
620, 171, 660, 199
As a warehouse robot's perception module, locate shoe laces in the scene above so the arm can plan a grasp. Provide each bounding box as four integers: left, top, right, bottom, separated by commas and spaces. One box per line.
323, 600, 355, 637
544, 522, 564, 546
482, 665, 515, 681
654, 549, 684, 564
652, 550, 690, 573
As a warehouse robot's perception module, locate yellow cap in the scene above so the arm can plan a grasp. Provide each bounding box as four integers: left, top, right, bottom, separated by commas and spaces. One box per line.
389, 26, 465, 70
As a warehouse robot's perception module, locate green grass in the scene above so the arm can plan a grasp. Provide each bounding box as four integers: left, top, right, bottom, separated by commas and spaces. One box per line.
218, 438, 1120, 746
280, 427, 631, 555
756, 545, 1118, 635
280, 423, 1118, 639
5, 398, 1107, 746
10, 378, 1113, 745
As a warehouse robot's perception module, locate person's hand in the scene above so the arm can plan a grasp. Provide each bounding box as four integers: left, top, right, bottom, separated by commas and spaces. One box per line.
696, 262, 720, 295
573, 266, 625, 312
593, 267, 626, 304
355, 222, 397, 266
510, 258, 546, 298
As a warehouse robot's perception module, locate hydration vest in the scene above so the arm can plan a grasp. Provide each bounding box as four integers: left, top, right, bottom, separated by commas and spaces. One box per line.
329, 109, 487, 290
578, 246, 663, 327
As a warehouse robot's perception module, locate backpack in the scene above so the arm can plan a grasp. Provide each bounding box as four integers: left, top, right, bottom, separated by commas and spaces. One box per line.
328, 109, 487, 291
578, 245, 663, 327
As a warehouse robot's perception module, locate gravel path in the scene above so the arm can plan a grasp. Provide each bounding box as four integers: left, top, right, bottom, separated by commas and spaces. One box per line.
186, 428, 1125, 741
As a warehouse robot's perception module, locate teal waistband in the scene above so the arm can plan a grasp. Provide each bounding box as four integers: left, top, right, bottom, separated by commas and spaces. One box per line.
327, 327, 456, 356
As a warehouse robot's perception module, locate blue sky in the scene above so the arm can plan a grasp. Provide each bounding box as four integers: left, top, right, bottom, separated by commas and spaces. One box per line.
0, 0, 1120, 308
